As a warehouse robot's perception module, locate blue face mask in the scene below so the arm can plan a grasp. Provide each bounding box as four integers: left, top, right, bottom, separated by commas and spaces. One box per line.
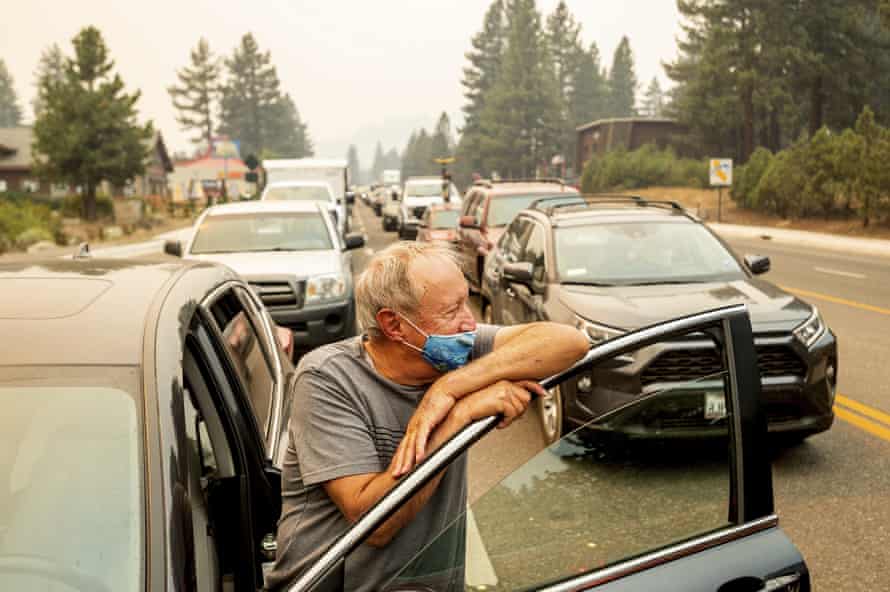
399, 314, 477, 372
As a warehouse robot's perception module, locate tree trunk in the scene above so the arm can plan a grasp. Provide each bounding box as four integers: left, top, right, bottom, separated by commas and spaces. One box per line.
84, 181, 97, 222
741, 83, 755, 162
769, 108, 781, 154
810, 75, 824, 137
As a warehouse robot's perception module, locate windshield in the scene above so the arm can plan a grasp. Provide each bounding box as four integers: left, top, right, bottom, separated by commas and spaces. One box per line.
190, 212, 333, 254
405, 183, 456, 198
263, 185, 333, 203
0, 368, 143, 592
555, 221, 745, 286
430, 209, 461, 229
488, 194, 578, 227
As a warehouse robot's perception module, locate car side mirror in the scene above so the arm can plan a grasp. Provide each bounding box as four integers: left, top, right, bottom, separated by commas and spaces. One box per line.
744, 254, 770, 275
344, 233, 365, 250
164, 240, 183, 257
459, 215, 478, 228
346, 191, 356, 205
503, 261, 533, 285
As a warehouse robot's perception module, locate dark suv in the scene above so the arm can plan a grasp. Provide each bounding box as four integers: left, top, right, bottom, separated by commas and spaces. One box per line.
482, 195, 838, 444
456, 179, 579, 291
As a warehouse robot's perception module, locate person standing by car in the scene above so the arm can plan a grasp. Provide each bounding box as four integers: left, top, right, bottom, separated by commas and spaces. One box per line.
265, 242, 588, 591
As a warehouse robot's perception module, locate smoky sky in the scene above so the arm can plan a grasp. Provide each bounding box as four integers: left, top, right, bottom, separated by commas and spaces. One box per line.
2, 0, 681, 165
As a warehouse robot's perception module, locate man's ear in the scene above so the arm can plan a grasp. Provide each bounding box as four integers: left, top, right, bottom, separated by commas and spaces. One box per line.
376, 309, 406, 341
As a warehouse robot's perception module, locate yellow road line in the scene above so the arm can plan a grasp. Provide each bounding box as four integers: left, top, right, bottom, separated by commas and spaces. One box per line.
834, 406, 890, 443
781, 286, 890, 316
836, 395, 890, 428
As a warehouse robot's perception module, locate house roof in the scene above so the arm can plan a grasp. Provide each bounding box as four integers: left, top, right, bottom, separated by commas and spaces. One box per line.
146, 131, 174, 173
576, 117, 677, 133
0, 127, 35, 170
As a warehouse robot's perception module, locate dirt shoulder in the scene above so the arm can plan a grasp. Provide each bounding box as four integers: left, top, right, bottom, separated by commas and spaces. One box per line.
618, 187, 890, 241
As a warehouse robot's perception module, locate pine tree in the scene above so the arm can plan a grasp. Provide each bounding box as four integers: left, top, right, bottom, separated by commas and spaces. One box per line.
218, 33, 282, 157
384, 147, 401, 170
32, 44, 66, 117
265, 93, 313, 157
346, 144, 361, 185
569, 42, 608, 126
430, 112, 454, 159
168, 38, 220, 147
641, 77, 666, 118
478, 0, 561, 177
33, 27, 153, 220
546, 0, 583, 170
607, 36, 638, 118
370, 141, 385, 182
0, 59, 22, 127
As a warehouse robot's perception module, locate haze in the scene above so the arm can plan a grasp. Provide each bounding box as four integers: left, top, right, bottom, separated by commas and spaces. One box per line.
1, 0, 681, 162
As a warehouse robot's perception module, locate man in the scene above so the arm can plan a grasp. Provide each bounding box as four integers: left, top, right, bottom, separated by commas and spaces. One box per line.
265, 242, 588, 591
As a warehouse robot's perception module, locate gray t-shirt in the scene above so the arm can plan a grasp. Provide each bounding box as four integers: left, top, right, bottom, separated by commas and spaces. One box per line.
265, 325, 499, 591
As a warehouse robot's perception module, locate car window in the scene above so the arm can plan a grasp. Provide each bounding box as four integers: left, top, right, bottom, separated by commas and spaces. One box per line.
500, 217, 531, 262
208, 287, 277, 437
555, 221, 746, 286
431, 209, 461, 229
263, 185, 333, 202
0, 368, 143, 592
520, 223, 547, 283
384, 325, 736, 591
488, 193, 575, 227
190, 212, 333, 254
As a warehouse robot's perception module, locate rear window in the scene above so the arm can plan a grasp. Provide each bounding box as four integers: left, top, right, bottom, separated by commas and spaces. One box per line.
0, 371, 143, 591
190, 212, 333, 254
488, 193, 579, 227
430, 209, 460, 229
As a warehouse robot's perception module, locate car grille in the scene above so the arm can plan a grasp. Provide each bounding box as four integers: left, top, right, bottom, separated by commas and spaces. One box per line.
412, 206, 427, 219
641, 344, 805, 386
248, 280, 304, 308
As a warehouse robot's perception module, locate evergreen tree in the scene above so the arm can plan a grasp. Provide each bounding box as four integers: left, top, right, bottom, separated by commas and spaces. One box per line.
33, 27, 152, 220
569, 42, 608, 126
218, 33, 281, 157
430, 112, 455, 159
606, 36, 638, 118
478, 0, 561, 177
0, 59, 22, 127
265, 93, 313, 157
168, 38, 220, 146
346, 144, 361, 184
641, 77, 666, 118
546, 0, 584, 170
32, 44, 66, 117
370, 141, 385, 182
384, 147, 401, 170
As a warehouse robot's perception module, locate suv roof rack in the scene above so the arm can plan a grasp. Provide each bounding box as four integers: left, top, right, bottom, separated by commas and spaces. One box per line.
474, 177, 566, 188
529, 194, 690, 217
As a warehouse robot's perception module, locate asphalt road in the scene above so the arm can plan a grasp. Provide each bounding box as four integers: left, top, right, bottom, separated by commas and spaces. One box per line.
348, 201, 890, 591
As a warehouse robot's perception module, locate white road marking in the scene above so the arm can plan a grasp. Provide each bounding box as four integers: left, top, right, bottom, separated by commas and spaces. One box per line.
814, 267, 867, 280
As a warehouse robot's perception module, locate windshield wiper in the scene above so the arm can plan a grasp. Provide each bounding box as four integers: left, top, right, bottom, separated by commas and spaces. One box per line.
626, 280, 710, 286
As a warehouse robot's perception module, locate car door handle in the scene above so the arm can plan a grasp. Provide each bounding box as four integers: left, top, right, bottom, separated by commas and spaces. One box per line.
717, 572, 801, 592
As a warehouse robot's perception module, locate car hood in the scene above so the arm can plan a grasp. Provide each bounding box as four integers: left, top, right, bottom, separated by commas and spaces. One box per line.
558, 278, 812, 332
187, 250, 342, 279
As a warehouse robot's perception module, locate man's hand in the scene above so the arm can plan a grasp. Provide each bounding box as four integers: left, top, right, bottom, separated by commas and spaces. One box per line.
391, 380, 545, 477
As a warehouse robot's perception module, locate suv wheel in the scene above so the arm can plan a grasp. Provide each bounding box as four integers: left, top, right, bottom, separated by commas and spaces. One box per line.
539, 385, 565, 445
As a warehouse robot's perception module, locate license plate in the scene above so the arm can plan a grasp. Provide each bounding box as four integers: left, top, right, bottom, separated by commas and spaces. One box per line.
704, 392, 727, 420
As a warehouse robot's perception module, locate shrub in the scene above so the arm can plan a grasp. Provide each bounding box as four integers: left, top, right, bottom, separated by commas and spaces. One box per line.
60, 194, 114, 219
732, 147, 773, 209
581, 144, 708, 193
0, 197, 64, 251
15, 227, 54, 250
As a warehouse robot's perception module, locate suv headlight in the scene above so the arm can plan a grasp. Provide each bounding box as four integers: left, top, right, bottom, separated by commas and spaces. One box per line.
574, 315, 623, 345
306, 273, 346, 304
793, 307, 826, 348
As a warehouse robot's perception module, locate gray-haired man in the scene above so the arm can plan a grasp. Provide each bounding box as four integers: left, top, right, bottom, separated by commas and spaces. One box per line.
265, 242, 588, 591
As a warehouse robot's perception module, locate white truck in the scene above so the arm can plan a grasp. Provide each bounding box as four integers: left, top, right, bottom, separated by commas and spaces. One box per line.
382, 169, 401, 186
262, 159, 353, 233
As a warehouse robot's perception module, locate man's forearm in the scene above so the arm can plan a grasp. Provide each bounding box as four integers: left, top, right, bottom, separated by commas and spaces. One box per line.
434, 322, 588, 401
354, 406, 470, 546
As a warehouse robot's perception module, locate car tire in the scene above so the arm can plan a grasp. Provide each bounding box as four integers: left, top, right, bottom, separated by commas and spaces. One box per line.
539, 385, 566, 445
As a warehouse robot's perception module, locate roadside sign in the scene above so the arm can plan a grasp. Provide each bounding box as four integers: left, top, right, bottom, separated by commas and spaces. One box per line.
710, 159, 733, 187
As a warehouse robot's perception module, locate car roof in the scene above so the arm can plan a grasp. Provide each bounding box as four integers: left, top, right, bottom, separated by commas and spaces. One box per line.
205, 200, 325, 216
262, 158, 347, 168
265, 180, 333, 189
522, 197, 698, 228
476, 182, 579, 197
405, 177, 450, 184
0, 258, 231, 367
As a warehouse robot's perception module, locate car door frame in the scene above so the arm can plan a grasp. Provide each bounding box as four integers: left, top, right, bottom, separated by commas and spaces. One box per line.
509, 218, 550, 323
286, 303, 784, 592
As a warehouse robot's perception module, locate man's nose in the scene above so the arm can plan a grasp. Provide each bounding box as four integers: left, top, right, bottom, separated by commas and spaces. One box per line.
459, 305, 477, 332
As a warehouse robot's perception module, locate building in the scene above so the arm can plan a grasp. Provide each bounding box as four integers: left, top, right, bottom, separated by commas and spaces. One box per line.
0, 127, 57, 195
168, 155, 250, 203
133, 132, 174, 198
575, 118, 689, 169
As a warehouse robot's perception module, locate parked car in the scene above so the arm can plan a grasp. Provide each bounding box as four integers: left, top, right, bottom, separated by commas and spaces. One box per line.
457, 178, 579, 292
165, 201, 365, 355
0, 257, 294, 591
482, 195, 837, 445
382, 186, 402, 231
416, 202, 461, 243
0, 264, 809, 591
261, 180, 348, 237
397, 176, 461, 240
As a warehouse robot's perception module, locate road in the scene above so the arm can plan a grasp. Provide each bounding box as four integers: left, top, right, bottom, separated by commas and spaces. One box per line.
348, 202, 890, 590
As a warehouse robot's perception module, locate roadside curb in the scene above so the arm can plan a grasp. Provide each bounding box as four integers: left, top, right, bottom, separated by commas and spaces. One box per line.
707, 222, 890, 259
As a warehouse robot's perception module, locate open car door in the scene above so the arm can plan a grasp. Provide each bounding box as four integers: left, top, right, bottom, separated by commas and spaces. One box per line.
286, 304, 808, 592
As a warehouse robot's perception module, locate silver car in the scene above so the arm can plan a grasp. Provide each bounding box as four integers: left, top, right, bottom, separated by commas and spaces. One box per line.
165, 200, 365, 354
